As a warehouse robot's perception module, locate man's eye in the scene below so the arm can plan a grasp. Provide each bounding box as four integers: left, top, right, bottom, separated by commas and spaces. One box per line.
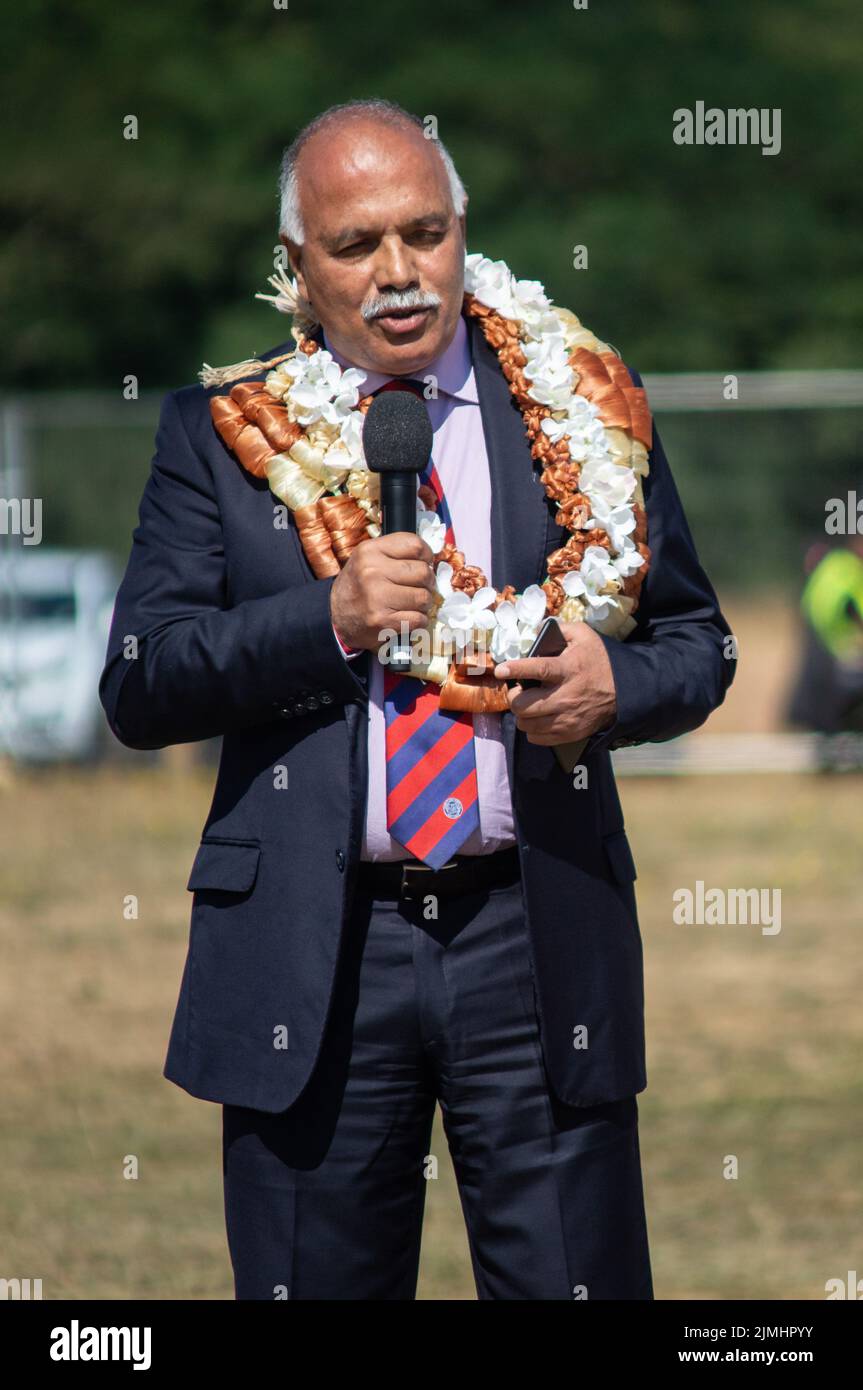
338, 241, 372, 256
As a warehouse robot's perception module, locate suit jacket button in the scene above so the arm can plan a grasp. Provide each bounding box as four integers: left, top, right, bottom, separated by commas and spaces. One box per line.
335, 849, 345, 872
306, 695, 320, 711
320, 691, 333, 705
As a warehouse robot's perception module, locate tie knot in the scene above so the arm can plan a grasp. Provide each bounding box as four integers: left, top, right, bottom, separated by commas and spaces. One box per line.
373, 378, 426, 400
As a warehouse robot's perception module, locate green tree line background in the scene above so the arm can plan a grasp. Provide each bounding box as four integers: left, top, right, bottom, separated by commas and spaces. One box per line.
2, 0, 861, 588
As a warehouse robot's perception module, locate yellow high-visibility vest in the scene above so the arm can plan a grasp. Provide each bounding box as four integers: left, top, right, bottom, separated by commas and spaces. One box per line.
801, 548, 863, 660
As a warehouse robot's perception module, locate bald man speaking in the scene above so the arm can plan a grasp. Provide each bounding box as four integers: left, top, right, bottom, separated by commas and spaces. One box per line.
100, 99, 735, 1300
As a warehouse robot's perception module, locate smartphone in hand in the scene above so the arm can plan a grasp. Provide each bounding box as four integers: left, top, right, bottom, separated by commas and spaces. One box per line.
507, 616, 586, 773
512, 615, 568, 688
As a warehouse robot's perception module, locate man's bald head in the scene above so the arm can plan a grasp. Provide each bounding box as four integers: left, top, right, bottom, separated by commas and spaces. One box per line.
279, 100, 466, 244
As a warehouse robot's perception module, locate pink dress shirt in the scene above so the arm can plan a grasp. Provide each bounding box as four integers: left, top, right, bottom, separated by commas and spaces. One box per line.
323, 314, 517, 861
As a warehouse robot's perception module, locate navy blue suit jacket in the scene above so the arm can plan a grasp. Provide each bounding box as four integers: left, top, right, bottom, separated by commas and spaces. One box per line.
99, 311, 735, 1111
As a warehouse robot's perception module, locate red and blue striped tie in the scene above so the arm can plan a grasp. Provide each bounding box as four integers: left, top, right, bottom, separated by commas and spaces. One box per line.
375, 379, 480, 868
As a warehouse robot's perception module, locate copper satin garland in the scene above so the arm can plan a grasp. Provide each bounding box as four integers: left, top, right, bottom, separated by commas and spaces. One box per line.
209, 389, 375, 578
230, 381, 304, 454
209, 385, 302, 479
293, 502, 341, 578
316, 494, 367, 565
207, 293, 653, 716
570, 348, 653, 450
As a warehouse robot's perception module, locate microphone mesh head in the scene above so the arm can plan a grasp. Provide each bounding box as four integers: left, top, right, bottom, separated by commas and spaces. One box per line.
363, 389, 433, 475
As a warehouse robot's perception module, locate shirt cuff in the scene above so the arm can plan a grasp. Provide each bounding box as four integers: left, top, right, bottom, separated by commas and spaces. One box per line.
333, 623, 363, 660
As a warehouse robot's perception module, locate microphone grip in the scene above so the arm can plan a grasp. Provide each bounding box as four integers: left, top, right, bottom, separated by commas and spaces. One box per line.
379, 472, 419, 537
380, 471, 420, 673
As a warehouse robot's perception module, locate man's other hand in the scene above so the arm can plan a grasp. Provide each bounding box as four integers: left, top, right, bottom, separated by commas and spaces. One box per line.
493, 621, 617, 744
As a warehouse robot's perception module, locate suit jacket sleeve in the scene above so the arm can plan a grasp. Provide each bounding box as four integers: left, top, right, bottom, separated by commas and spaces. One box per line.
581, 369, 736, 756
99, 388, 368, 750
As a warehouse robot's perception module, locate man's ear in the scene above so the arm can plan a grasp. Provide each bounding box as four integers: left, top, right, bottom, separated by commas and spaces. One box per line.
280, 233, 307, 297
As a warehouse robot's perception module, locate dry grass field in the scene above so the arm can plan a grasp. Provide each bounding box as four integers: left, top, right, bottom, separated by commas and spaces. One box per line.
1, 595, 860, 1300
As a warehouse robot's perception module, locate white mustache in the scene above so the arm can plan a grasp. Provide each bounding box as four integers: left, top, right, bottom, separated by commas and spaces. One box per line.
362, 290, 441, 322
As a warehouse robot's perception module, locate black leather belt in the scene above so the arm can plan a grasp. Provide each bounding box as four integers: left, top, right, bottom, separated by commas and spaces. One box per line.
357, 846, 521, 902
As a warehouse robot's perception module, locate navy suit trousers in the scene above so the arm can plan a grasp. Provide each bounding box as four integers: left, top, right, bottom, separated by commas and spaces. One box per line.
222, 874, 654, 1300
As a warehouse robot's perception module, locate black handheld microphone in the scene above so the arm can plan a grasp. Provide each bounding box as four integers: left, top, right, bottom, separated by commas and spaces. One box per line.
363, 388, 434, 672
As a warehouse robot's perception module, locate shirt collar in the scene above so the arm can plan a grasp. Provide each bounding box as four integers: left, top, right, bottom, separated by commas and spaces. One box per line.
321, 309, 478, 404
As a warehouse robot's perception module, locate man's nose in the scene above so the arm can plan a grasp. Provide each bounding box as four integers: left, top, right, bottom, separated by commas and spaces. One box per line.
374, 237, 417, 292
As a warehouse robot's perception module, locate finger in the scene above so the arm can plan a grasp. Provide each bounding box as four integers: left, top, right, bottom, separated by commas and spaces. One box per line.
495, 655, 565, 685
378, 532, 435, 564
515, 713, 565, 736
389, 558, 436, 590
381, 583, 435, 615
510, 686, 562, 717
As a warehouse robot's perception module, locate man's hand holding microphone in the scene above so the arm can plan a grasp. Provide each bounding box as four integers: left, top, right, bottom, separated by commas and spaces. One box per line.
330, 531, 436, 653
330, 385, 435, 670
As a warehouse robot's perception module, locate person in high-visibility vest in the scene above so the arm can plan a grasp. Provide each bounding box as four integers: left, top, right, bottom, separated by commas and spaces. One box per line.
787, 539, 863, 734
801, 544, 863, 662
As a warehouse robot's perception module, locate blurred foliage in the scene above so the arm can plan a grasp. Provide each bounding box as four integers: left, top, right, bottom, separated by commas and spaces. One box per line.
2, 0, 862, 390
